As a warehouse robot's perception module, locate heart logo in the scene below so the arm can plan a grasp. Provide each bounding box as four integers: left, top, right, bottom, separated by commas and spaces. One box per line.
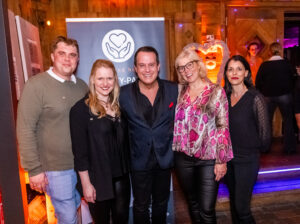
102, 29, 135, 63
183, 41, 230, 84
109, 33, 127, 48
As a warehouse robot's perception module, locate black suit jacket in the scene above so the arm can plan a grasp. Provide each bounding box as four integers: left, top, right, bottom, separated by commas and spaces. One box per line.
119, 79, 178, 171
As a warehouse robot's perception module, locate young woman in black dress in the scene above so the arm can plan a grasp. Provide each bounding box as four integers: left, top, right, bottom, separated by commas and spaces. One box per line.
70, 59, 130, 224
224, 55, 271, 224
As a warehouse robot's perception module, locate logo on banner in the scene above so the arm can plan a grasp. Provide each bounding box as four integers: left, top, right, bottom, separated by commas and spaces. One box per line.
102, 29, 135, 63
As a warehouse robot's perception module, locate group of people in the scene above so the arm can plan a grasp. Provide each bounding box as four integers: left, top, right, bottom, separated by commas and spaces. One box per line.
16, 35, 297, 224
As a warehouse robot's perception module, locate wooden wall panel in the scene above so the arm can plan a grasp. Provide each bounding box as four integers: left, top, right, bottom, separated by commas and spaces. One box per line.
227, 18, 277, 59
197, 3, 222, 41
7, 0, 32, 22
7, 0, 197, 80
6, 0, 300, 79
174, 12, 195, 53
225, 5, 288, 61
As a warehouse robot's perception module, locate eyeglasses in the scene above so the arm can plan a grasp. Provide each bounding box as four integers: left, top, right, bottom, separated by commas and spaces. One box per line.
176, 60, 198, 73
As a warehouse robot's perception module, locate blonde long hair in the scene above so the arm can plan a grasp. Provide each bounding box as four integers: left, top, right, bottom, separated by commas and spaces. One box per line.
85, 59, 120, 118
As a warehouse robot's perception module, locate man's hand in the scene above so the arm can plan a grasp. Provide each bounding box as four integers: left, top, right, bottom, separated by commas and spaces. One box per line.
214, 163, 227, 181
29, 172, 48, 193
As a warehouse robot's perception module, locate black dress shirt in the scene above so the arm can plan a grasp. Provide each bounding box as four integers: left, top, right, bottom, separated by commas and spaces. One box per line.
132, 79, 165, 169
133, 78, 164, 127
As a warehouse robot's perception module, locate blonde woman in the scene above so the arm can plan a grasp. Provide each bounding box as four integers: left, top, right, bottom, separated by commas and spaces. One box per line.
70, 59, 130, 224
173, 49, 233, 223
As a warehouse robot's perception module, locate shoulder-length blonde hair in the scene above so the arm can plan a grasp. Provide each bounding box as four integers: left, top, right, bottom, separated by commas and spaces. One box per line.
175, 48, 207, 84
175, 48, 208, 101
85, 59, 120, 118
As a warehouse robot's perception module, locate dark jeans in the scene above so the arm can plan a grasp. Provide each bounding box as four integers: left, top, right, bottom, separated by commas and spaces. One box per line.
225, 155, 259, 224
174, 152, 219, 224
88, 174, 130, 224
131, 168, 171, 224
265, 94, 296, 152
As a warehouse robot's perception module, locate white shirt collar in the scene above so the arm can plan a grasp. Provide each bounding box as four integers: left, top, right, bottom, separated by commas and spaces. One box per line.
269, 55, 283, 61
47, 67, 77, 83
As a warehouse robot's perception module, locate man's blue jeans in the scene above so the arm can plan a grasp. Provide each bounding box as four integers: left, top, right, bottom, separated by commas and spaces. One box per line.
46, 169, 81, 224
265, 93, 296, 152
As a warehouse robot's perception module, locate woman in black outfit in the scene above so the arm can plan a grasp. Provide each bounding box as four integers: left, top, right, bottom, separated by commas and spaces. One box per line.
224, 55, 271, 224
70, 59, 130, 224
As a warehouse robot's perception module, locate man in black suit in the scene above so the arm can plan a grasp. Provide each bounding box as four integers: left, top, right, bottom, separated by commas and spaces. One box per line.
120, 46, 178, 224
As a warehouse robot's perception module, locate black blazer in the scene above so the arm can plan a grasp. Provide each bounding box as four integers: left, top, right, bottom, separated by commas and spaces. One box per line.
119, 79, 178, 171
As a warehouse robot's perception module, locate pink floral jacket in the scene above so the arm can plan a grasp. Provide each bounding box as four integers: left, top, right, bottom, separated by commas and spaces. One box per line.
172, 83, 233, 164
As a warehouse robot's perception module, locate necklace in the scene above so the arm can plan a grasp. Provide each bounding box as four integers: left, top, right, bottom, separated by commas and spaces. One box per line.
98, 99, 109, 110
231, 86, 248, 104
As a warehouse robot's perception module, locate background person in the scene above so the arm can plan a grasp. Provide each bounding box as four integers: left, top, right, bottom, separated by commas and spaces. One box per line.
246, 42, 263, 84
70, 59, 130, 224
256, 42, 296, 154
224, 55, 271, 224
119, 46, 178, 224
17, 36, 88, 223
172, 48, 233, 224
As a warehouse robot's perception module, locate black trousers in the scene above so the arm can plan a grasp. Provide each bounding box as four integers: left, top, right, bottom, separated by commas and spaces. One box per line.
88, 174, 130, 224
174, 152, 219, 224
225, 155, 259, 224
131, 168, 171, 224
265, 94, 296, 152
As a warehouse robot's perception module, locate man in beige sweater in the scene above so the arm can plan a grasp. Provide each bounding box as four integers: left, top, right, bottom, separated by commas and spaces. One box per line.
17, 36, 88, 224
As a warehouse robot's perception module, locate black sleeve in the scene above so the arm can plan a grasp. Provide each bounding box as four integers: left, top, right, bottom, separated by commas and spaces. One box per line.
253, 93, 271, 152
287, 60, 297, 83
255, 63, 264, 90
70, 102, 90, 171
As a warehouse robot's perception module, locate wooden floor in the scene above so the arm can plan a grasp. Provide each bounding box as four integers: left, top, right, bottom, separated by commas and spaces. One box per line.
173, 137, 300, 224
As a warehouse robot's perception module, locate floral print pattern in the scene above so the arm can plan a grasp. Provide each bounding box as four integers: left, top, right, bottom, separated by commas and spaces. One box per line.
172, 83, 233, 163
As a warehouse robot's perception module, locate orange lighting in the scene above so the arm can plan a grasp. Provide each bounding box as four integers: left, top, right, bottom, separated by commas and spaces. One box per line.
183, 40, 230, 85
198, 44, 224, 83
46, 20, 51, 26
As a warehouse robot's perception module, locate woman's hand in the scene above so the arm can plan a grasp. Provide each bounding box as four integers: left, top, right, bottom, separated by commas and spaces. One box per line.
214, 163, 227, 181
79, 171, 96, 203
82, 182, 96, 203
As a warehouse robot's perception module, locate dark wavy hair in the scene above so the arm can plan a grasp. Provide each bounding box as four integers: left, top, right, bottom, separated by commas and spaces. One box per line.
224, 55, 254, 96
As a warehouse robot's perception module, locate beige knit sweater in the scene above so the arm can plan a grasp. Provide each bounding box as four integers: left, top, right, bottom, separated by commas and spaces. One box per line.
17, 72, 88, 176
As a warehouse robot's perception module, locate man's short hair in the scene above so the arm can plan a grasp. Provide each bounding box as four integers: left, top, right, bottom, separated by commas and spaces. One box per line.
51, 36, 79, 55
134, 46, 159, 66
269, 42, 282, 56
